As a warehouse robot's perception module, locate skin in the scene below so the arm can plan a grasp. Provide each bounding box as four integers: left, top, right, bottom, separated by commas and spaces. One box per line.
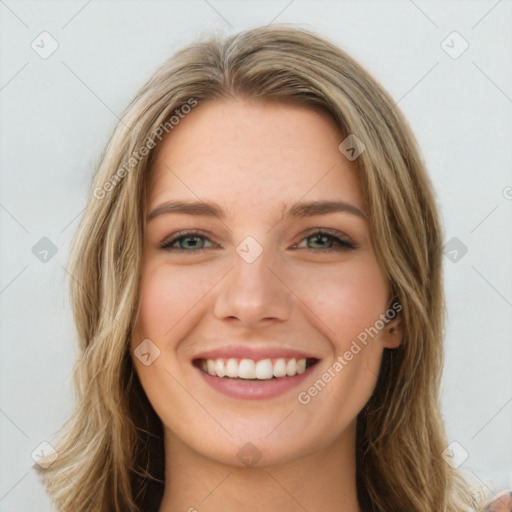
131, 98, 403, 512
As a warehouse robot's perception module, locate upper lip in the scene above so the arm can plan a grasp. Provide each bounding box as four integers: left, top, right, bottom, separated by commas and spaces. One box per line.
192, 345, 319, 362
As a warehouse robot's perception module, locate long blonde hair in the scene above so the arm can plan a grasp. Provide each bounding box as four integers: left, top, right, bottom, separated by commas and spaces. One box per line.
34, 25, 486, 511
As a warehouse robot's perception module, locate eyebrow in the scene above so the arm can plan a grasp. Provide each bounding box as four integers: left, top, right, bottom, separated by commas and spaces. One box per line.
147, 199, 366, 222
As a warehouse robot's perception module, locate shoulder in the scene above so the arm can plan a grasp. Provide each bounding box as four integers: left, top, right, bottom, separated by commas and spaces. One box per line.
483, 490, 512, 512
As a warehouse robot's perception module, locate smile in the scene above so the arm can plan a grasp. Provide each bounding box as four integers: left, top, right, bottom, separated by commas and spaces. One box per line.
193, 353, 320, 400
198, 357, 319, 380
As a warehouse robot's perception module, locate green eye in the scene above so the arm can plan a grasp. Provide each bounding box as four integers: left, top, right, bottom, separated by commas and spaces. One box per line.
160, 231, 213, 251
307, 233, 337, 250
176, 236, 205, 250
160, 229, 356, 253
299, 231, 356, 251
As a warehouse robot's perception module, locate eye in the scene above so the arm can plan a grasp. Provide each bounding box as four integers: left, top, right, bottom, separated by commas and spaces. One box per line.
159, 228, 356, 253
160, 230, 216, 252
293, 229, 356, 252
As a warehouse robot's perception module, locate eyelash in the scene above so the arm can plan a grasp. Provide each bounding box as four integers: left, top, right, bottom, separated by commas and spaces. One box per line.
159, 229, 356, 253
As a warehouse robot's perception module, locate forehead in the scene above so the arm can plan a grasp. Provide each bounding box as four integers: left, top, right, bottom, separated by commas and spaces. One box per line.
147, 99, 364, 219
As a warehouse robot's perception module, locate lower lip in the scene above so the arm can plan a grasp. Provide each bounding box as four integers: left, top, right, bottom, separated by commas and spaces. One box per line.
196, 365, 316, 400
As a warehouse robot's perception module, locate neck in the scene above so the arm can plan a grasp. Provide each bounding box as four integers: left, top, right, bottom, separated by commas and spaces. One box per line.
158, 422, 361, 512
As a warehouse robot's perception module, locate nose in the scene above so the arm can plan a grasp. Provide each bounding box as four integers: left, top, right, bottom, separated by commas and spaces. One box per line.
212, 241, 293, 329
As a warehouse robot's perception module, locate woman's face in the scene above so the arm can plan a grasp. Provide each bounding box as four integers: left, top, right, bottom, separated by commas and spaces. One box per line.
132, 98, 402, 467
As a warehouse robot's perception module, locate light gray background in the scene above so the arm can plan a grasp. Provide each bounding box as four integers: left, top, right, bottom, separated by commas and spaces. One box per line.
1, 0, 511, 509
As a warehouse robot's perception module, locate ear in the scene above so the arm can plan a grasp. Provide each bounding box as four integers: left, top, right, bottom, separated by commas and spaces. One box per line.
381, 317, 403, 349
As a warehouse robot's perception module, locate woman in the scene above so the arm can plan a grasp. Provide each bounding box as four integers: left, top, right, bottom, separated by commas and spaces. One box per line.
34, 25, 498, 511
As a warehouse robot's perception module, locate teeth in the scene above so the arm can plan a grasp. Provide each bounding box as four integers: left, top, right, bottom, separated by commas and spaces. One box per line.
255, 359, 273, 379
215, 359, 226, 378
238, 359, 256, 379
286, 359, 296, 376
200, 357, 311, 380
207, 359, 216, 376
273, 358, 287, 378
226, 358, 238, 378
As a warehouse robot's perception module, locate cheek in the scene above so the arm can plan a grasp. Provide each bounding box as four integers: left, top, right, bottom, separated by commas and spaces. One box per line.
290, 257, 389, 346
290, 261, 389, 428
135, 262, 220, 341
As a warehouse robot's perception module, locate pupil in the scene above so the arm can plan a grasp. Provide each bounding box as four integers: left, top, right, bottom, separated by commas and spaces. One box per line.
184, 237, 199, 249
311, 235, 328, 248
